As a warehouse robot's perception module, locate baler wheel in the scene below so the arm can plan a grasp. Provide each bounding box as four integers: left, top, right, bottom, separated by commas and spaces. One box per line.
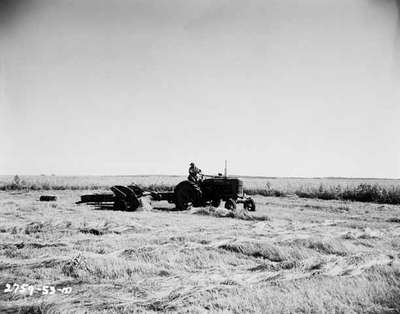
113, 199, 128, 211
111, 185, 140, 211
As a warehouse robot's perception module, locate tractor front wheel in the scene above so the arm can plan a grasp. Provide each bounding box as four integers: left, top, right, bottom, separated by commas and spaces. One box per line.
244, 198, 256, 211
225, 199, 236, 210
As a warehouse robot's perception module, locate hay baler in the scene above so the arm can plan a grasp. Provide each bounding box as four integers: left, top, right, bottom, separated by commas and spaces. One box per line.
76, 185, 144, 211
77, 176, 256, 212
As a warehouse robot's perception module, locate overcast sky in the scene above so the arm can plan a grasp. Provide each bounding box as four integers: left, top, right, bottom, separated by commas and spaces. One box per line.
1, 0, 399, 177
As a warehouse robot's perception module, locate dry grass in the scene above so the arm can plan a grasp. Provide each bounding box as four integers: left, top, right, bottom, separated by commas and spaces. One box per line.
0, 175, 182, 191
1, 189, 400, 313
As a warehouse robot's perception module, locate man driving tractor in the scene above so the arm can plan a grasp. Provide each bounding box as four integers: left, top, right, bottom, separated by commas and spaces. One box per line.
188, 162, 202, 183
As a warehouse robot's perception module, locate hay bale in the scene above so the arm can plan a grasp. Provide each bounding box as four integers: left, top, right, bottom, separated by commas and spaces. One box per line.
39, 195, 57, 201
79, 228, 104, 236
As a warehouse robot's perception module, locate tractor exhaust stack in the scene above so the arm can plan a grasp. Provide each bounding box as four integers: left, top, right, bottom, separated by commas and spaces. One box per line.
224, 160, 227, 178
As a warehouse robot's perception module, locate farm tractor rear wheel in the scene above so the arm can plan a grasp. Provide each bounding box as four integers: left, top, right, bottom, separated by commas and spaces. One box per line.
174, 181, 202, 210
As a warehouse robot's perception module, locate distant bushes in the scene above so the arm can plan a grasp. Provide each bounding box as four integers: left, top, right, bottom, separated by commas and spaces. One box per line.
244, 188, 286, 197
0, 175, 106, 191
244, 181, 287, 197
137, 183, 174, 192
0, 175, 176, 192
0, 183, 105, 191
293, 183, 400, 205
0, 175, 180, 192
245, 182, 400, 205
0, 182, 173, 192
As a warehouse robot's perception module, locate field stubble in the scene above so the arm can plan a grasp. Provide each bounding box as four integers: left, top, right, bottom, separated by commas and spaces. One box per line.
1, 188, 400, 313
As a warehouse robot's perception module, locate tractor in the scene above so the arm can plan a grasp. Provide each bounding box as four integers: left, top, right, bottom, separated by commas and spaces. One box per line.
151, 175, 256, 211
76, 164, 256, 212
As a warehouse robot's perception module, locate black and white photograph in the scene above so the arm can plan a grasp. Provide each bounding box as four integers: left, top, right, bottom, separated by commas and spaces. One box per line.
1, 0, 400, 313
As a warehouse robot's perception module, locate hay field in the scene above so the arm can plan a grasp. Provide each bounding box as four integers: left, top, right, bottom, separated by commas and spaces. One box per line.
1, 188, 400, 313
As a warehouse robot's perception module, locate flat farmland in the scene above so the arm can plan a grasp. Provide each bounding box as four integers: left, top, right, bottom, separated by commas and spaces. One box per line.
1, 186, 400, 313
1, 175, 400, 192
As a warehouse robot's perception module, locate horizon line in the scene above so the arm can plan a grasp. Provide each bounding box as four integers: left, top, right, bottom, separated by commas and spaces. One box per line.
0, 174, 399, 181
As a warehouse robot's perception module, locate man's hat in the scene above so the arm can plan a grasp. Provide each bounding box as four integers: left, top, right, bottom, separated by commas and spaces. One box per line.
190, 162, 195, 166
